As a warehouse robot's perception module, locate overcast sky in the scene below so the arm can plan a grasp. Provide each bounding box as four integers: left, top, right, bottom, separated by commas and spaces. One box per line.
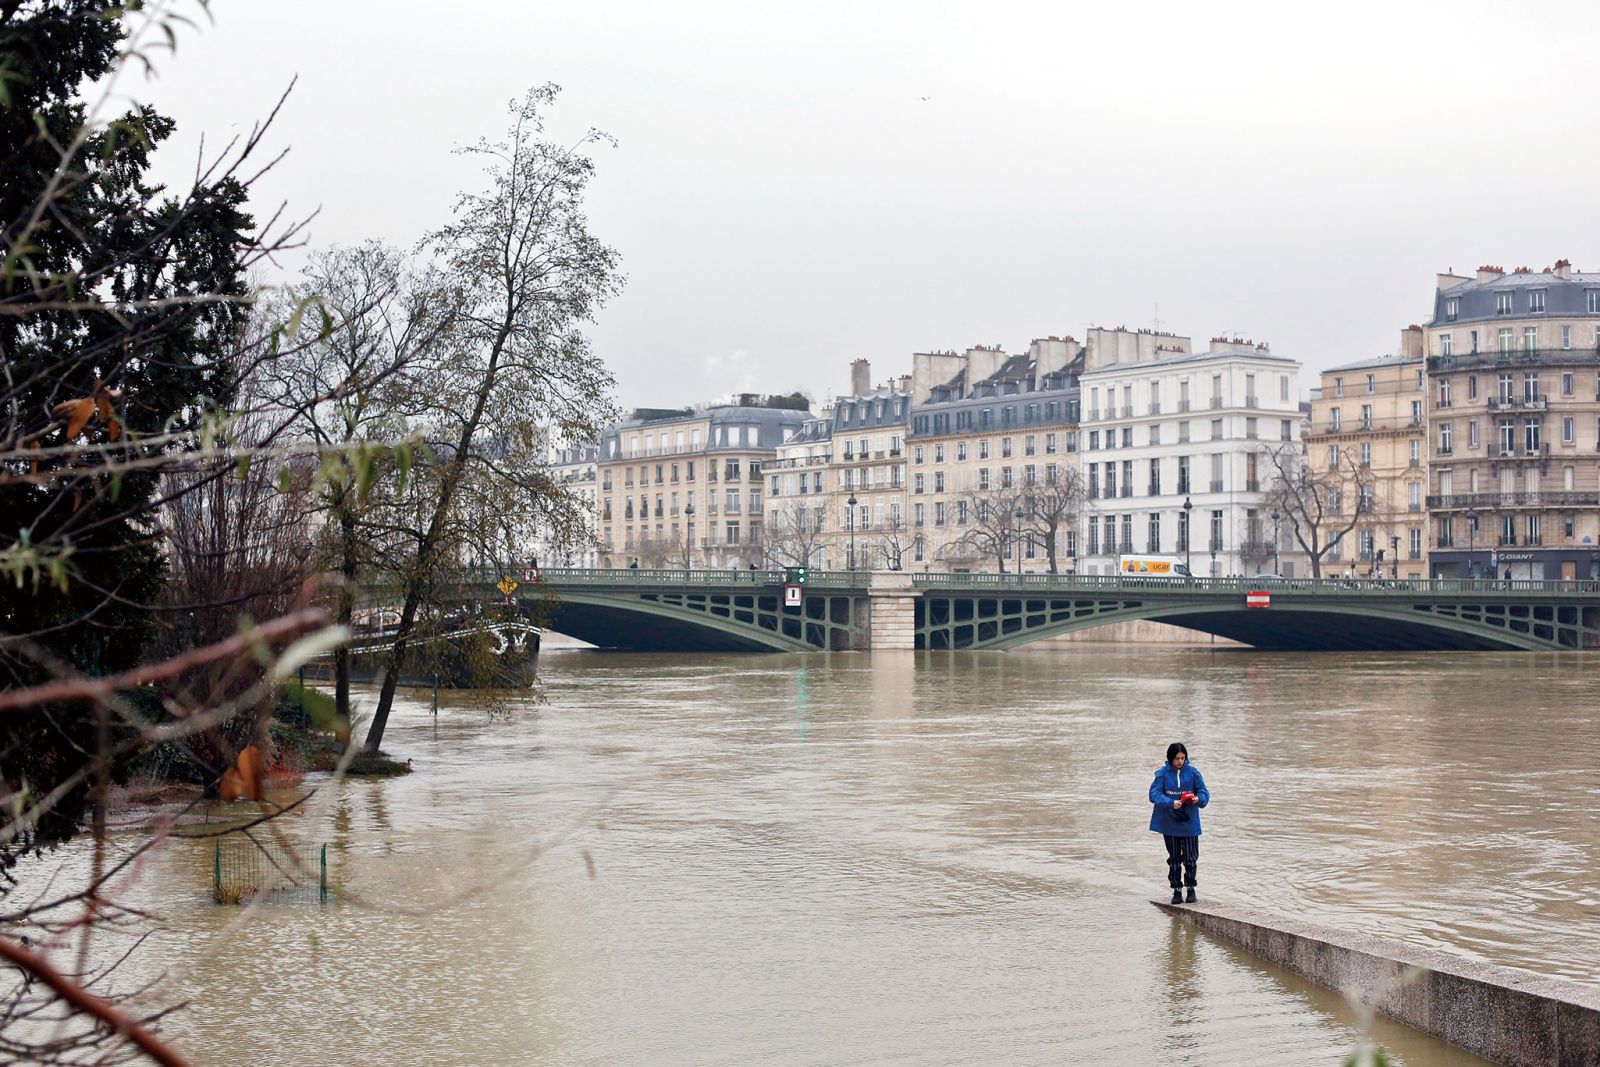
132, 0, 1600, 409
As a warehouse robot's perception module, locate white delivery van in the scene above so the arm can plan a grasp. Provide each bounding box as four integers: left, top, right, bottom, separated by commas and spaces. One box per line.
1117, 555, 1193, 578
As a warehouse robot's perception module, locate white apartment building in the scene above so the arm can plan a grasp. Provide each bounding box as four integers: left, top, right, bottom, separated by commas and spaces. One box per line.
1079, 338, 1304, 577
545, 444, 600, 567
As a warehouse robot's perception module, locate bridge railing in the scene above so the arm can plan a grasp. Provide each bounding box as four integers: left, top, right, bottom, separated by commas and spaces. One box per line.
408, 568, 1600, 599
909, 573, 1600, 597
483, 567, 867, 590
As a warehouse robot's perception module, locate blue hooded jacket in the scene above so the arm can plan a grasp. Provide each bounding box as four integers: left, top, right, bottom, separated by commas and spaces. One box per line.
1148, 762, 1209, 837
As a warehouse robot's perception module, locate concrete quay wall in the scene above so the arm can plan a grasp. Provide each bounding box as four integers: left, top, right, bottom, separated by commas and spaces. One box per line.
1156, 900, 1600, 1066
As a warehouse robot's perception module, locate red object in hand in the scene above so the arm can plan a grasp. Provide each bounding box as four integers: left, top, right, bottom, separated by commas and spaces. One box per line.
1180, 791, 1198, 806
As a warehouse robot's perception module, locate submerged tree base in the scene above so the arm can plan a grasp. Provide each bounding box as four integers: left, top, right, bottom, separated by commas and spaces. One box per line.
310, 747, 413, 777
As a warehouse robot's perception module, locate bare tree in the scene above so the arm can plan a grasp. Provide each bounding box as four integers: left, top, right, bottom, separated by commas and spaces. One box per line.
362, 84, 623, 755
874, 517, 922, 572
1259, 443, 1374, 579
762, 500, 826, 569
258, 244, 450, 732
1019, 466, 1084, 574
948, 485, 1029, 573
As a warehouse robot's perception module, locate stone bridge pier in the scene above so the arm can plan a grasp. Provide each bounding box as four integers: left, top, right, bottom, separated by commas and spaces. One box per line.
865, 573, 918, 650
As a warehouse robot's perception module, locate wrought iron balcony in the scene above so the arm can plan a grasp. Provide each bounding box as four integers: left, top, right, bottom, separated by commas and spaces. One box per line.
1428, 347, 1600, 372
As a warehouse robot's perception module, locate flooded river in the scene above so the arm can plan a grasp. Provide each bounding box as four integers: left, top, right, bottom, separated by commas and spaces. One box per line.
26, 646, 1600, 1065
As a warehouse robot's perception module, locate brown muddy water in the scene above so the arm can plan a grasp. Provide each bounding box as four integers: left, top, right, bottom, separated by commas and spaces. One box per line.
19, 646, 1599, 1065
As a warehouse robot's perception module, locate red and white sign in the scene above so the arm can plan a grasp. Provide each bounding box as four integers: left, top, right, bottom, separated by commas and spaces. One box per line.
1246, 590, 1271, 609
784, 584, 803, 607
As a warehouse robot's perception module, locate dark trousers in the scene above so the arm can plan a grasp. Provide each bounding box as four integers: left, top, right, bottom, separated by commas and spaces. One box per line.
1163, 834, 1199, 889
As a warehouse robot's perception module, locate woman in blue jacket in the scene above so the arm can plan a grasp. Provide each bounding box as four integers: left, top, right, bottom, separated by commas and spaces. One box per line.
1149, 742, 1209, 903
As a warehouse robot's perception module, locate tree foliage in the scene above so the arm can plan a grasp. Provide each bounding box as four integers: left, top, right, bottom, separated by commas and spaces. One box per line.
0, 0, 273, 863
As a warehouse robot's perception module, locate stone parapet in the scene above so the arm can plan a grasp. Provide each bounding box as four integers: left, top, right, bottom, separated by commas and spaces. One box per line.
1157, 899, 1600, 1067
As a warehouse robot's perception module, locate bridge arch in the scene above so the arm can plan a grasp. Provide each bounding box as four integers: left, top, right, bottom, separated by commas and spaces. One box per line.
916, 592, 1587, 652
537, 588, 861, 652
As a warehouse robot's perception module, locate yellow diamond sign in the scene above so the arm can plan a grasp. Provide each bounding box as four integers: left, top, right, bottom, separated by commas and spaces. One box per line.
496, 576, 519, 596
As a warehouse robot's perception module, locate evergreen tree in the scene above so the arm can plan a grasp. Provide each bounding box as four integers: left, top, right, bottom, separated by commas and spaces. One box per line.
0, 0, 258, 865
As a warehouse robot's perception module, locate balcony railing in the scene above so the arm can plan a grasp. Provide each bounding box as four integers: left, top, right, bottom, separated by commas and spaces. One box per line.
1239, 541, 1273, 560
1178, 399, 1191, 412
1209, 397, 1224, 409
1428, 347, 1600, 372
1427, 491, 1600, 509
1245, 394, 1259, 408
1487, 397, 1546, 411
1208, 479, 1224, 492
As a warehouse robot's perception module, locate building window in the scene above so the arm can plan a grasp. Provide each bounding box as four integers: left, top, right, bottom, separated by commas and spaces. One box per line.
1563, 325, 1572, 350
1495, 292, 1513, 315
1562, 372, 1574, 396
1001, 438, 1013, 459
1525, 419, 1542, 454
1088, 516, 1100, 555
1360, 441, 1372, 467
1529, 289, 1546, 313
1437, 378, 1451, 407
1445, 297, 1459, 321
1468, 419, 1479, 448
1045, 433, 1057, 454
1149, 458, 1162, 496
1523, 326, 1538, 353
1440, 334, 1453, 357
1280, 419, 1292, 441
979, 439, 990, 460
934, 471, 946, 492
1438, 423, 1452, 453
1589, 290, 1600, 314
1334, 377, 1344, 398
1563, 416, 1575, 444
1147, 513, 1161, 554
1409, 528, 1422, 559
1467, 374, 1478, 399
1209, 510, 1223, 552
1330, 407, 1341, 431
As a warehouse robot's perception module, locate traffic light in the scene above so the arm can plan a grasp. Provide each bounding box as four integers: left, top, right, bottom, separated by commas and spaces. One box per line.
788, 566, 809, 585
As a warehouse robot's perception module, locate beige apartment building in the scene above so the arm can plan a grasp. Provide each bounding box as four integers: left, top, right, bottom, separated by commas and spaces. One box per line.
766, 360, 912, 571
906, 337, 1083, 573
1425, 262, 1600, 580
596, 401, 809, 569
1303, 333, 1428, 579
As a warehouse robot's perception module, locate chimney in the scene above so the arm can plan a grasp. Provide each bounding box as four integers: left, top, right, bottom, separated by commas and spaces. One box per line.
1399, 325, 1424, 360
1476, 265, 1505, 284
850, 358, 871, 398
1554, 258, 1573, 280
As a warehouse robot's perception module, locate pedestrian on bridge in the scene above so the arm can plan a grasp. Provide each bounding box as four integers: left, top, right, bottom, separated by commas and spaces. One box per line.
1149, 742, 1209, 904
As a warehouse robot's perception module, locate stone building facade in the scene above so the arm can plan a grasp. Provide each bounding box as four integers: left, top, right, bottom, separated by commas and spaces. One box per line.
1425, 263, 1600, 580
596, 402, 809, 569
1079, 337, 1304, 578
1303, 337, 1428, 579
905, 337, 1083, 573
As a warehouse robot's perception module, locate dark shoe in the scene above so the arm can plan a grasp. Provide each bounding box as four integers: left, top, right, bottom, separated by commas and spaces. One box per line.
1185, 888, 1197, 904
1170, 889, 1183, 904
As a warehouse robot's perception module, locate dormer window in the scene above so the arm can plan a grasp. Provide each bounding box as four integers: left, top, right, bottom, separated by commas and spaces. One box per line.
1529, 289, 1546, 314
1445, 297, 1459, 321
1495, 292, 1513, 315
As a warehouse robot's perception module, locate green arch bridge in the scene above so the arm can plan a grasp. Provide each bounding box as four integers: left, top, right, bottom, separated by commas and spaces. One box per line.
432, 569, 1600, 654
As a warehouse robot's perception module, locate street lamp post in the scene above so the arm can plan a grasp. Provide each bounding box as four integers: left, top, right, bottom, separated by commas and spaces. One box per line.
1464, 507, 1478, 581
1182, 496, 1193, 575
847, 493, 858, 571
1390, 535, 1399, 580
1270, 507, 1280, 575
684, 500, 694, 571
1014, 506, 1026, 573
